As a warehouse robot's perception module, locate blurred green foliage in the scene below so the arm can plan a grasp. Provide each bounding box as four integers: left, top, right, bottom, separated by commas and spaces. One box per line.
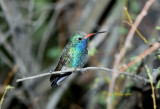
129, 0, 140, 19
156, 26, 160, 30
125, 81, 134, 92
156, 80, 160, 89
88, 47, 97, 56
120, 26, 128, 35
126, 56, 141, 73
47, 47, 61, 60
88, 42, 98, 56
156, 49, 160, 60
97, 94, 106, 108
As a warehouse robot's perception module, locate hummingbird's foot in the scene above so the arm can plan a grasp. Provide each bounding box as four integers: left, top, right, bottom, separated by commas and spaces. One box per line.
78, 68, 84, 74
80, 68, 84, 74
73, 68, 80, 73
73, 68, 78, 73
73, 68, 84, 74
49, 70, 54, 73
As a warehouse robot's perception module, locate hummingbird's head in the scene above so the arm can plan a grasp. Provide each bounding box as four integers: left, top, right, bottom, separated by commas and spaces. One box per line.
70, 31, 106, 46
70, 31, 87, 45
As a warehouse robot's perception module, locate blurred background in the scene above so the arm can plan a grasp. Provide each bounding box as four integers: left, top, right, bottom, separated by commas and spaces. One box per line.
0, 0, 160, 109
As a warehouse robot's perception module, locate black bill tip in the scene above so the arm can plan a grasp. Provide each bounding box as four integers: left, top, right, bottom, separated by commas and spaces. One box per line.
96, 31, 106, 34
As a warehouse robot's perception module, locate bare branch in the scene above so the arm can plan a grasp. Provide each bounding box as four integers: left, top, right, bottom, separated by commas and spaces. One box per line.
107, 0, 156, 108
28, 0, 35, 21
120, 41, 160, 72
16, 67, 150, 83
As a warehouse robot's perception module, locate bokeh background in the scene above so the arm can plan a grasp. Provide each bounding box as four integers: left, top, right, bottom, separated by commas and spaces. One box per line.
0, 0, 160, 109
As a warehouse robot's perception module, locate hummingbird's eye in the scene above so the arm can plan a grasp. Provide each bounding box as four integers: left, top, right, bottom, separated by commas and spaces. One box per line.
77, 38, 82, 41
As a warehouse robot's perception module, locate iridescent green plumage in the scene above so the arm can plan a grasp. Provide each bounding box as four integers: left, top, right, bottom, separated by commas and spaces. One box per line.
50, 31, 105, 87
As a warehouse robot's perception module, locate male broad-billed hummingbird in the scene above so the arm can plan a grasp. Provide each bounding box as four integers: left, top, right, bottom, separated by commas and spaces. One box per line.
50, 31, 105, 87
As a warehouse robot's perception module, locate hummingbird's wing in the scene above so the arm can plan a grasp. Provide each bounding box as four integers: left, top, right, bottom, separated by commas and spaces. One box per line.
54, 52, 69, 71
54, 43, 71, 71
50, 44, 72, 87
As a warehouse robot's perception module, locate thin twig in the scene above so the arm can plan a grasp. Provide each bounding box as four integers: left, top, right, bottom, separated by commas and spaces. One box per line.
123, 7, 151, 45
0, 30, 11, 46
0, 30, 27, 73
2, 65, 18, 90
16, 67, 150, 83
0, 50, 13, 68
120, 41, 160, 72
145, 65, 156, 109
107, 0, 155, 109
28, 0, 35, 21
0, 85, 14, 109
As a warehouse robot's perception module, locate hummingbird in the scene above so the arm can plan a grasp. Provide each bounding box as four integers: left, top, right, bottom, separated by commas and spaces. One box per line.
50, 31, 105, 87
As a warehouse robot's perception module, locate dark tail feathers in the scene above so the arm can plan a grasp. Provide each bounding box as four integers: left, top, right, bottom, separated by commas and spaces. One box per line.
50, 72, 72, 87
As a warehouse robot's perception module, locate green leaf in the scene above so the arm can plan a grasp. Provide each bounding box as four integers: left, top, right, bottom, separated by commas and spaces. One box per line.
156, 26, 160, 30
156, 80, 160, 89
47, 47, 61, 59
88, 46, 97, 56
126, 56, 141, 73
120, 26, 128, 35
130, 1, 140, 13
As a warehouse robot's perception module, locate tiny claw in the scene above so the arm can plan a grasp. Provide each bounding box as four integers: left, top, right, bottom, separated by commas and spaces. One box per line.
74, 68, 78, 73
81, 68, 84, 74
50, 70, 53, 73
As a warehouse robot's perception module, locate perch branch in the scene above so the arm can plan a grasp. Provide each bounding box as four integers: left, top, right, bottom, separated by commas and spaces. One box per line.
16, 67, 150, 83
